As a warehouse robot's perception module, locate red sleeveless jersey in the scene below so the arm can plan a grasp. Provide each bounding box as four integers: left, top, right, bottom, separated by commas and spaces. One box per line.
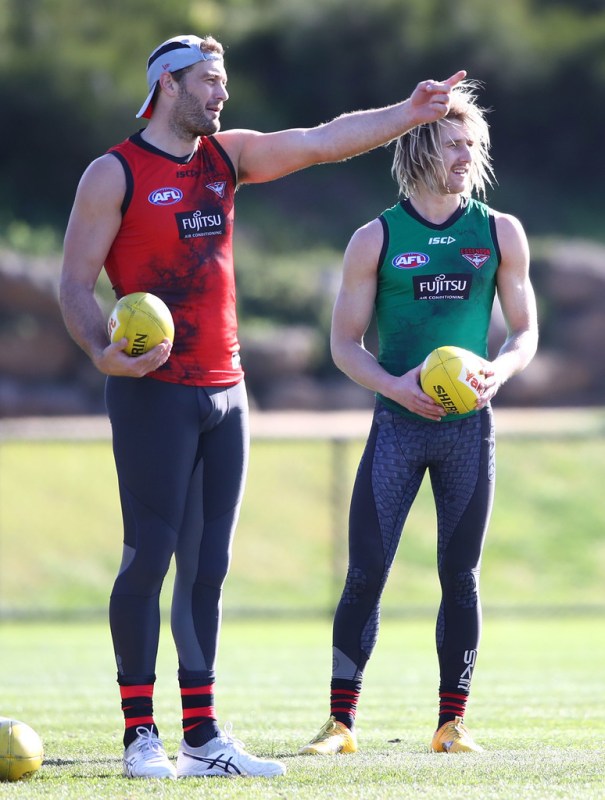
105, 132, 242, 386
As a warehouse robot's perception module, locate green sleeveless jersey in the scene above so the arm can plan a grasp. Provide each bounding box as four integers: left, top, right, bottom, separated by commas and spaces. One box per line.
375, 197, 500, 420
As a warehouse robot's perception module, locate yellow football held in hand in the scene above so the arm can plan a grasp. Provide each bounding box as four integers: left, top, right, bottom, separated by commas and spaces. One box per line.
108, 292, 175, 356
0, 717, 44, 782
420, 345, 485, 415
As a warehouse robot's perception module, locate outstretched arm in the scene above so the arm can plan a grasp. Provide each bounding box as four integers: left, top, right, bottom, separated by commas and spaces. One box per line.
218, 71, 466, 184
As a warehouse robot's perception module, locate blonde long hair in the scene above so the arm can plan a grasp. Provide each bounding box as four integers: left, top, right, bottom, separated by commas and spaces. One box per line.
392, 81, 495, 201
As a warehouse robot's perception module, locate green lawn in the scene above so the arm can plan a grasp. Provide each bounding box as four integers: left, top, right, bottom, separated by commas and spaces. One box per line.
0, 429, 604, 615
0, 615, 603, 798
2, 417, 603, 796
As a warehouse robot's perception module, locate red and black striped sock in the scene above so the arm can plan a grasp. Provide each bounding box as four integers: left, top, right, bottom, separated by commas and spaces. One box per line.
330, 678, 362, 731
179, 677, 220, 747
119, 680, 158, 748
438, 690, 468, 729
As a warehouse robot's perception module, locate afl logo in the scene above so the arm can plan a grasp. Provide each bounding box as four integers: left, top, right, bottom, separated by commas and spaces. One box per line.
392, 252, 430, 269
148, 187, 184, 206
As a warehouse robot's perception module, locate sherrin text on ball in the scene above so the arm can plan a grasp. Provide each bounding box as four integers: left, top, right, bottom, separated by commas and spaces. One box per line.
420, 345, 485, 415
108, 292, 174, 356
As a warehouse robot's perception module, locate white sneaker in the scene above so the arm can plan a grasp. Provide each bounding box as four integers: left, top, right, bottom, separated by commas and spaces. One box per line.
122, 726, 177, 779
176, 724, 285, 778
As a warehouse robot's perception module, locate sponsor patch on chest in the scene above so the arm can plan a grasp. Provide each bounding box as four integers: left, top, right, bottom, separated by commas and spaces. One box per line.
413, 273, 472, 300
175, 209, 225, 239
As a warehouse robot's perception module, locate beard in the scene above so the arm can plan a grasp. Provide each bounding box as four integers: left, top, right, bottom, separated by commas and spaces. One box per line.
170, 88, 221, 139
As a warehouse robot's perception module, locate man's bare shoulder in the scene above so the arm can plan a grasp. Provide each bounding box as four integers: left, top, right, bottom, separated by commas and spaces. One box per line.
347, 217, 384, 256
76, 152, 127, 200
491, 208, 525, 234
83, 151, 125, 180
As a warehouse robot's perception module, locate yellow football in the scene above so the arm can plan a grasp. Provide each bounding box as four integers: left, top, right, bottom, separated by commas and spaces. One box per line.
420, 345, 485, 414
108, 292, 175, 356
0, 717, 44, 782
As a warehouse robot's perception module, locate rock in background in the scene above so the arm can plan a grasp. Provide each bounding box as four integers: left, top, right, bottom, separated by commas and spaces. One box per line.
494, 239, 605, 407
0, 239, 603, 417
0, 249, 106, 416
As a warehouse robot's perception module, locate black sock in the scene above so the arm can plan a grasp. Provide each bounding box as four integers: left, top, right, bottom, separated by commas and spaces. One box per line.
119, 680, 158, 748
179, 675, 220, 747
438, 690, 468, 729
330, 677, 362, 731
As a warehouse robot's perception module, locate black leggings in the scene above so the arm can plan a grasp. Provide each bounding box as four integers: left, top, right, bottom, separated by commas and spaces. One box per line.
105, 376, 249, 683
332, 402, 495, 694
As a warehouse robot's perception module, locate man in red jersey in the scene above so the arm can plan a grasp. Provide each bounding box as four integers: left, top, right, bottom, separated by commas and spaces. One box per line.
60, 33, 465, 780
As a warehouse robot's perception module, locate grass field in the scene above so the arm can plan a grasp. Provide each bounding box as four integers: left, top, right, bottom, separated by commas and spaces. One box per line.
1, 615, 604, 798
1, 415, 604, 615
0, 413, 604, 796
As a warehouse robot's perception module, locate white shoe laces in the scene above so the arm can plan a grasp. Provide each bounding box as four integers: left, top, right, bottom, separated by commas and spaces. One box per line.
133, 726, 166, 756
217, 721, 246, 751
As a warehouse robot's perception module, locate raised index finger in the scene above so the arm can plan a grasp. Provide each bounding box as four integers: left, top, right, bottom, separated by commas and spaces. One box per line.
443, 69, 467, 88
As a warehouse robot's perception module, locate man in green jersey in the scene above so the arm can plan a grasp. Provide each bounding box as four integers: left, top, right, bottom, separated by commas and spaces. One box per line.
299, 81, 538, 755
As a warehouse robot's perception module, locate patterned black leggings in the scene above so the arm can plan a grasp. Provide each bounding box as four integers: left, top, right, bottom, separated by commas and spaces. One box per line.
332, 402, 495, 694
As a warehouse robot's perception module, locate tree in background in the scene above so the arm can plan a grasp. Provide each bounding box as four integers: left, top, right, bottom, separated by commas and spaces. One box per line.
1, 0, 604, 412
1, 0, 605, 241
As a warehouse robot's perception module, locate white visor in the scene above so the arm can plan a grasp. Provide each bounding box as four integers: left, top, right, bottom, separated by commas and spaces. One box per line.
136, 34, 223, 119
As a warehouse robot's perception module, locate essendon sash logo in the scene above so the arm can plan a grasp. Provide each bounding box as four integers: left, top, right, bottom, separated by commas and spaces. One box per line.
461, 248, 490, 269
206, 181, 226, 198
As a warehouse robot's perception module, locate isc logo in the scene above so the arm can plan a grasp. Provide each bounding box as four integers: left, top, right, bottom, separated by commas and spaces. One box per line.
148, 187, 184, 206
428, 236, 455, 245
392, 252, 429, 269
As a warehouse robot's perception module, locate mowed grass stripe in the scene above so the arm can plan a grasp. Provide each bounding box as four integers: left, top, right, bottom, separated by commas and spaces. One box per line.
0, 616, 603, 798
